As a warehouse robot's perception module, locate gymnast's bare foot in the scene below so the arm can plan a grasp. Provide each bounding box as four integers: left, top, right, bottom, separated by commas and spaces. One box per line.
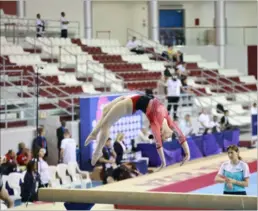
91, 151, 103, 166
84, 134, 97, 146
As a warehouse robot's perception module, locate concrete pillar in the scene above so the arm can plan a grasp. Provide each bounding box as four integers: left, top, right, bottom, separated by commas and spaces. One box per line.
84, 0, 92, 39
149, 0, 159, 42
215, 0, 226, 68
17, 0, 25, 18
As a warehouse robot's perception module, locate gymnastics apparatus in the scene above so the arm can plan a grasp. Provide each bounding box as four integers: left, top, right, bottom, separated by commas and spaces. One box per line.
37, 94, 257, 210
84, 94, 190, 171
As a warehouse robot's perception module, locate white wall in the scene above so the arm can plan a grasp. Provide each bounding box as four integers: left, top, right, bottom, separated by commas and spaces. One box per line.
25, 0, 84, 37
92, 1, 149, 45
180, 46, 248, 74
0, 126, 36, 155
160, 1, 257, 45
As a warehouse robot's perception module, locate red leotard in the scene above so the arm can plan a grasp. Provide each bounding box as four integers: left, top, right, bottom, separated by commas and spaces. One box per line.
130, 95, 186, 148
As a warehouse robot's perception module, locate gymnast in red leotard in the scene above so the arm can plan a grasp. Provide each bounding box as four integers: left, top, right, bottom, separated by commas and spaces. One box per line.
85, 94, 190, 171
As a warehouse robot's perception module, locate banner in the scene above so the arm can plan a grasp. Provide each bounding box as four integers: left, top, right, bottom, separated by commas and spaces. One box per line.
79, 94, 142, 170
251, 114, 257, 136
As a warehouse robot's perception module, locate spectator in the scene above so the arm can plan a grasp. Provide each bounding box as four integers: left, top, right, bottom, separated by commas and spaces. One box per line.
251, 102, 257, 115
162, 45, 180, 62
36, 13, 45, 37
60, 129, 77, 164
0, 159, 14, 208
21, 160, 40, 202
17, 142, 25, 156
179, 114, 194, 137
99, 138, 116, 184
56, 121, 66, 160
17, 148, 31, 166
181, 77, 193, 106
220, 110, 231, 131
176, 62, 187, 76
32, 127, 48, 158
112, 163, 141, 182
113, 133, 127, 165
38, 148, 50, 188
198, 109, 212, 134
60, 12, 69, 38
210, 116, 221, 133
126, 36, 144, 54
165, 74, 183, 119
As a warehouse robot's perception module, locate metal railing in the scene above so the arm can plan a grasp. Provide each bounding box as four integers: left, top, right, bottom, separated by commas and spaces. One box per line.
1, 15, 80, 44
159, 26, 257, 46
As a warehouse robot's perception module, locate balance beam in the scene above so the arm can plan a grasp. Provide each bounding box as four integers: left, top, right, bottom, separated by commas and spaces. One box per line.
38, 188, 257, 210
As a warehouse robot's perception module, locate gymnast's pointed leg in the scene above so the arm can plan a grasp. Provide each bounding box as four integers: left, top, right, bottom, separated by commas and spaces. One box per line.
91, 98, 133, 165
85, 96, 126, 146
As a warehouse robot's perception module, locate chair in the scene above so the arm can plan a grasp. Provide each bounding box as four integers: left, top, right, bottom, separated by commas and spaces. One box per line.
48, 166, 61, 188
56, 164, 72, 188
68, 162, 92, 189
7, 172, 22, 199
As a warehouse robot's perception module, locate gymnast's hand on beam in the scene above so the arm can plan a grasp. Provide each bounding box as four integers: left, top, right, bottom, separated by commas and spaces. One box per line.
180, 153, 190, 166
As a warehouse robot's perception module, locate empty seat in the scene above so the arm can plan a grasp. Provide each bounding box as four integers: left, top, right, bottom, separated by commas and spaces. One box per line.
58, 74, 83, 86
82, 83, 101, 94
81, 39, 120, 47
9, 55, 47, 65
198, 61, 220, 69
218, 69, 243, 77
1, 45, 28, 55
239, 76, 257, 84
37, 65, 65, 76
101, 47, 132, 55
184, 55, 206, 63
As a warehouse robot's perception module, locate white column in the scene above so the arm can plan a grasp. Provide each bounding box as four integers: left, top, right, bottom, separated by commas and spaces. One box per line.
84, 0, 92, 39
17, 0, 25, 18
215, 0, 226, 68
150, 0, 159, 42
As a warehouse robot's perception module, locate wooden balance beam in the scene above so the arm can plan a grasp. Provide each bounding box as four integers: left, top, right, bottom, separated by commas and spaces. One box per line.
38, 188, 257, 210
39, 148, 257, 210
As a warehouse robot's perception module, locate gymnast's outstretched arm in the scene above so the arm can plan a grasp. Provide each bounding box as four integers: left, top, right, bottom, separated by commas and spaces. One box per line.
166, 116, 190, 165
150, 123, 166, 169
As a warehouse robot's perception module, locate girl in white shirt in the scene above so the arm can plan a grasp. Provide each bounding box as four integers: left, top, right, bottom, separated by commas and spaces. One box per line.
214, 145, 250, 195
38, 148, 50, 187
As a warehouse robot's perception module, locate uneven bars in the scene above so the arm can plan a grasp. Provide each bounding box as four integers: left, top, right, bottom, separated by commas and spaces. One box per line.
38, 188, 257, 210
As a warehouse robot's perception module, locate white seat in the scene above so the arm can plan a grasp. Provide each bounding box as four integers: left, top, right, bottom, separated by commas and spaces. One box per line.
198, 62, 220, 69
7, 172, 23, 197
226, 104, 247, 115
218, 69, 243, 77
184, 55, 206, 63
82, 84, 100, 94
56, 164, 72, 188
58, 74, 83, 86
37, 65, 65, 76
48, 166, 61, 188
67, 162, 92, 188
239, 76, 257, 84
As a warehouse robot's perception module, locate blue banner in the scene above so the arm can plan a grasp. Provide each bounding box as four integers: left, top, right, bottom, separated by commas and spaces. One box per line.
252, 114, 257, 136
79, 94, 142, 170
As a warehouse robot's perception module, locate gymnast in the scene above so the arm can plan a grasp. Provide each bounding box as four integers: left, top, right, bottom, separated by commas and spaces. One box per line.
85, 94, 190, 171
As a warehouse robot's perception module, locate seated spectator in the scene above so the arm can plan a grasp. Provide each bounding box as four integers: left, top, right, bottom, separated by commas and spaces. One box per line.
210, 116, 221, 133
1, 150, 17, 175
17, 142, 25, 156
176, 62, 187, 76
179, 114, 194, 137
114, 133, 127, 165
21, 160, 40, 202
99, 138, 116, 184
198, 109, 212, 134
38, 148, 50, 188
0, 160, 14, 208
126, 36, 144, 54
17, 148, 31, 166
162, 45, 180, 62
251, 102, 257, 115
32, 127, 48, 158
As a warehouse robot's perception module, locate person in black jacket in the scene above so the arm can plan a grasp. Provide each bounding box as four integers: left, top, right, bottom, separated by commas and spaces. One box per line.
21, 160, 41, 202
32, 127, 48, 158
56, 121, 66, 160
113, 133, 127, 165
